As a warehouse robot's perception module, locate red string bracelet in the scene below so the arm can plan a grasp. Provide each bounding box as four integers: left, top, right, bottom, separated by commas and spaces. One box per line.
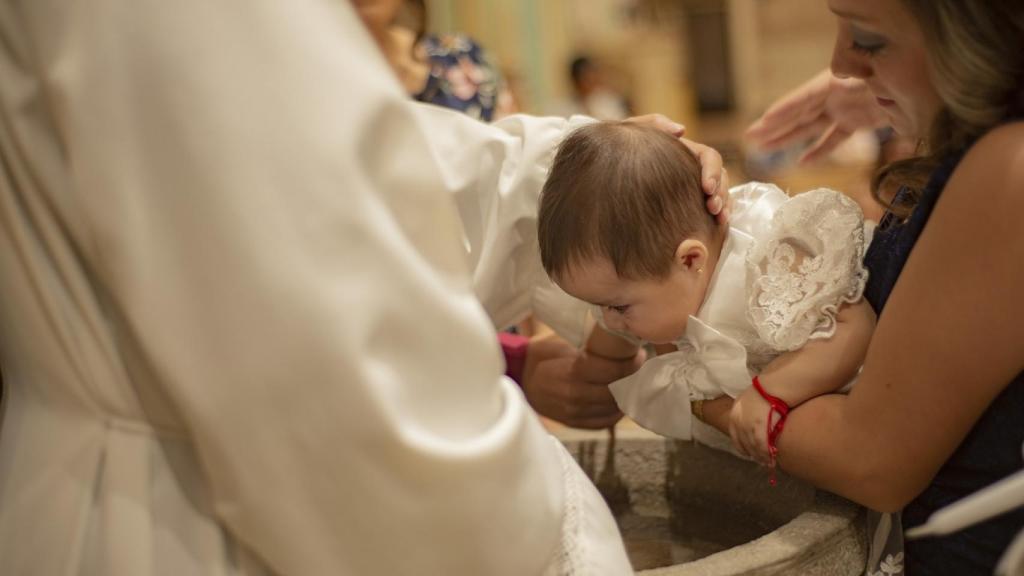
752, 375, 790, 486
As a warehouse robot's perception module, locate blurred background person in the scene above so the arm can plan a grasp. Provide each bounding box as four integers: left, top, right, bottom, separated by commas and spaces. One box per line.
549, 55, 632, 120
357, 0, 517, 121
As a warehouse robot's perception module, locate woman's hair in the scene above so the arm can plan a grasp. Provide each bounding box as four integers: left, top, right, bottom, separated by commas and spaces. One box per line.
538, 122, 715, 281
875, 1, 1024, 215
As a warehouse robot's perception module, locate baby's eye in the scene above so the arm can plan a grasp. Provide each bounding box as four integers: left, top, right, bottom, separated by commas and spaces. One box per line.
607, 304, 630, 315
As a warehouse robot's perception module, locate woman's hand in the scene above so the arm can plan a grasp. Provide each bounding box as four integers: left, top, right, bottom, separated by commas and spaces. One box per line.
626, 114, 732, 224
728, 387, 773, 465
745, 69, 890, 164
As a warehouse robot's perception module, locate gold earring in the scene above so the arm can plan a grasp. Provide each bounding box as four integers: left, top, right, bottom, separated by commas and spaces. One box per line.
697, 267, 704, 274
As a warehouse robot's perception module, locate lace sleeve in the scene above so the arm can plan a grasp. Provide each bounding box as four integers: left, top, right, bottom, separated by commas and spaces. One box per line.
745, 189, 873, 352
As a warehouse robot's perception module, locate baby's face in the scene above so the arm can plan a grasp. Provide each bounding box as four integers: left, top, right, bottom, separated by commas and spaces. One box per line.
557, 257, 704, 345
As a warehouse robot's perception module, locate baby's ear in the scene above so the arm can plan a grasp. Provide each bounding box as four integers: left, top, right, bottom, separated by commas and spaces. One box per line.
674, 239, 709, 272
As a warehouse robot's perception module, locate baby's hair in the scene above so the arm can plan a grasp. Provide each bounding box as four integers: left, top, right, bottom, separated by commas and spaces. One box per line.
538, 121, 716, 281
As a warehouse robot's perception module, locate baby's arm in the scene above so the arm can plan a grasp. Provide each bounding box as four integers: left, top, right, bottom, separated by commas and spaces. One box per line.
730, 299, 876, 462
759, 298, 876, 406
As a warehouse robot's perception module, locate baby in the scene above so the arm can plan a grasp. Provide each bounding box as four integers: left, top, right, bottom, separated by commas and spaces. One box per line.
537, 121, 876, 462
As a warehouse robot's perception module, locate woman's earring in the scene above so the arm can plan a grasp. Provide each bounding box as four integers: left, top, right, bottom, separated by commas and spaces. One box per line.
697, 267, 704, 274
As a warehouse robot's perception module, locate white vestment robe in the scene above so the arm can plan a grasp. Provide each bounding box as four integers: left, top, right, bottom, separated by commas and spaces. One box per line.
0, 2, 630, 575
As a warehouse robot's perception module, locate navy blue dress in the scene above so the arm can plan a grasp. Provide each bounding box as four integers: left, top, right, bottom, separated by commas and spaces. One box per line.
863, 146, 1024, 574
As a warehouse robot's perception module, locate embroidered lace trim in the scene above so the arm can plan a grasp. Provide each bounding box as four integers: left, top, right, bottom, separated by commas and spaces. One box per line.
746, 189, 871, 352
543, 439, 585, 575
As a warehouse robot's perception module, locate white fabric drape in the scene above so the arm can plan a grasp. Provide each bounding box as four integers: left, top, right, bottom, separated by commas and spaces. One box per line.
0, 2, 630, 575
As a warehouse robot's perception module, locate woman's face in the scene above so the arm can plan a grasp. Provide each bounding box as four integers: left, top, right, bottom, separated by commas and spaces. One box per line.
828, 0, 943, 139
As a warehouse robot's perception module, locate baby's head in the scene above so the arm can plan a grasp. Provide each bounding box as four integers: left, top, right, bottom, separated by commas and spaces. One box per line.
538, 121, 723, 344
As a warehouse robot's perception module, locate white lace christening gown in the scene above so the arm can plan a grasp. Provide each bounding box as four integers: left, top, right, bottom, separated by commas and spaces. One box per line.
607, 183, 905, 576
608, 183, 873, 442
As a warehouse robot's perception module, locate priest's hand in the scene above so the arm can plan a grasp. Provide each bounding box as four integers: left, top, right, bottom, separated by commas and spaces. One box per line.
521, 332, 643, 429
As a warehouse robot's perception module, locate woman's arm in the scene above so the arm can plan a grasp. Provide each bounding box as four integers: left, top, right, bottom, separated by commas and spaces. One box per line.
772, 123, 1024, 512
730, 299, 876, 459
760, 299, 876, 406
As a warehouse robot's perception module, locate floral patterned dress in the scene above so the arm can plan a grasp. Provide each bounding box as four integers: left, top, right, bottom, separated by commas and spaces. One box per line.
415, 34, 503, 122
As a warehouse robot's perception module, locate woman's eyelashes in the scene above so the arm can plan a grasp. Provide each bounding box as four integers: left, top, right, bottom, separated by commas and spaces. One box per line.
851, 40, 885, 56
850, 27, 887, 56
607, 304, 630, 315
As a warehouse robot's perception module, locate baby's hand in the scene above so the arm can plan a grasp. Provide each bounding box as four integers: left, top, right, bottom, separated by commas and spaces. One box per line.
728, 387, 772, 465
